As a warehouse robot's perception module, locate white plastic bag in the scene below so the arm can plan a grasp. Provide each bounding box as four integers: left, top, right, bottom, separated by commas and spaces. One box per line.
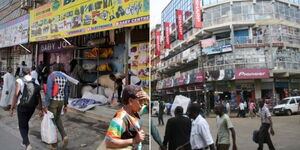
41, 111, 57, 144
171, 95, 191, 117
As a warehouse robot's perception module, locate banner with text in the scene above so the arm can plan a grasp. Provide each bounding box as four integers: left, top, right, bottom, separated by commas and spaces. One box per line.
30, 0, 149, 42
164, 22, 170, 49
176, 9, 184, 40
0, 15, 29, 48
193, 0, 202, 28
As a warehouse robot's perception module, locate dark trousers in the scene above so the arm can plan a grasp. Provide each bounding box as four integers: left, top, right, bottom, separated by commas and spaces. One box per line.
258, 123, 275, 150
158, 113, 164, 125
17, 106, 35, 146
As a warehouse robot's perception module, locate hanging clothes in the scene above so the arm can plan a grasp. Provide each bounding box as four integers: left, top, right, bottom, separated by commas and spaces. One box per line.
0, 72, 16, 107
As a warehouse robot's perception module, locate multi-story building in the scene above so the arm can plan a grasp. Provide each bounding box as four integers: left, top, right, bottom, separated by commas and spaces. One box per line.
155, 0, 300, 109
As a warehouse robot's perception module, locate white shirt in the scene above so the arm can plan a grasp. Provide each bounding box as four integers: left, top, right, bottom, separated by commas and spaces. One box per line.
239, 102, 245, 110
30, 70, 39, 85
259, 105, 272, 124
190, 115, 214, 149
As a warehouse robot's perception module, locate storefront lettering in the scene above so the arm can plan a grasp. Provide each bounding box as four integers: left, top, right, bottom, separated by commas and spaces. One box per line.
238, 72, 265, 77
40, 41, 70, 52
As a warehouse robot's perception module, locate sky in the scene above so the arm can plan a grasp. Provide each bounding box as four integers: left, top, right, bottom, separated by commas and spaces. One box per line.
150, 0, 171, 29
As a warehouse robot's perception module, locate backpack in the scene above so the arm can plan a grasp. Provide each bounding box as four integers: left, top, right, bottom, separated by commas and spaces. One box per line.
19, 79, 41, 108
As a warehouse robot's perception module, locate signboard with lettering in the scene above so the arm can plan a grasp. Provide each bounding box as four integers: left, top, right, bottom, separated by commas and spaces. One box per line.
30, 0, 149, 41
235, 68, 270, 79
0, 15, 29, 48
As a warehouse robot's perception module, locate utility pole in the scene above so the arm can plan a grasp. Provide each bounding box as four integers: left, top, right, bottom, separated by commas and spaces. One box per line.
198, 42, 208, 115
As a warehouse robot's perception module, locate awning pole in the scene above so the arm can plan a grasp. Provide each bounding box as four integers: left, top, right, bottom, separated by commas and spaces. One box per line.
125, 27, 131, 85
18, 44, 31, 53
62, 38, 72, 45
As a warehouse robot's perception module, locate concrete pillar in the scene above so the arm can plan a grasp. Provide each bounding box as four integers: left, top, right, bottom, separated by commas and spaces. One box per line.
230, 25, 235, 44
249, 26, 253, 42
254, 79, 262, 100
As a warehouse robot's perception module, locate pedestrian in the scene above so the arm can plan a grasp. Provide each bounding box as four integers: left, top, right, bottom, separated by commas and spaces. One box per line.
8, 68, 43, 150
109, 73, 124, 104
151, 121, 166, 150
188, 103, 215, 150
44, 63, 69, 150
15, 61, 27, 77
244, 100, 248, 114
69, 59, 84, 98
158, 100, 165, 125
257, 99, 275, 150
239, 101, 245, 118
214, 104, 237, 150
226, 100, 231, 116
249, 101, 256, 119
163, 106, 192, 150
104, 85, 149, 149
30, 66, 40, 85
0, 67, 16, 111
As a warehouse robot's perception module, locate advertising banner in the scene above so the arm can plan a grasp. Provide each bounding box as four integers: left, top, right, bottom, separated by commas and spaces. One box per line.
130, 42, 149, 92
193, 0, 202, 28
195, 72, 204, 83
0, 15, 29, 48
155, 31, 160, 55
203, 45, 233, 55
39, 39, 74, 53
235, 68, 270, 79
178, 76, 185, 85
176, 9, 184, 40
30, 0, 149, 42
164, 22, 170, 49
200, 38, 214, 48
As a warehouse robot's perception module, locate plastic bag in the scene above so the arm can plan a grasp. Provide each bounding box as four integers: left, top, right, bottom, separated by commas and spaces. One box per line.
41, 111, 57, 144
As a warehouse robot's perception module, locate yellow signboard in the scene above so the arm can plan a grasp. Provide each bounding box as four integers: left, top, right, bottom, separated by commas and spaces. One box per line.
30, 0, 149, 42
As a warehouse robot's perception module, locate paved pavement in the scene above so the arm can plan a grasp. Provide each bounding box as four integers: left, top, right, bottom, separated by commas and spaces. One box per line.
0, 108, 149, 150
0, 127, 24, 150
151, 114, 300, 150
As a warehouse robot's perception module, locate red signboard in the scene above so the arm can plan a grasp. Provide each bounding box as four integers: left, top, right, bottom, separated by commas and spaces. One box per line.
195, 72, 204, 83
164, 22, 171, 49
176, 10, 184, 40
178, 76, 185, 85
235, 68, 270, 79
193, 0, 202, 28
200, 38, 214, 48
155, 31, 161, 55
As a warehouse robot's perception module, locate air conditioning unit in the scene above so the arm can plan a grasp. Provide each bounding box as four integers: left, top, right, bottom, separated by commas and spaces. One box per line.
21, 0, 32, 10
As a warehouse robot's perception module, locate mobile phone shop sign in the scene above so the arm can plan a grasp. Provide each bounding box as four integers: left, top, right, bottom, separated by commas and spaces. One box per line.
0, 15, 29, 48
30, 0, 149, 42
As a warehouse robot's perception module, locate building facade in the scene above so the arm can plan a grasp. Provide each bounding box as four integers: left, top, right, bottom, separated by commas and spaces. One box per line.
155, 0, 300, 109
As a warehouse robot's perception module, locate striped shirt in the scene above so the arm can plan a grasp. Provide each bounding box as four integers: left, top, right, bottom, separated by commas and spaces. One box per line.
105, 105, 148, 150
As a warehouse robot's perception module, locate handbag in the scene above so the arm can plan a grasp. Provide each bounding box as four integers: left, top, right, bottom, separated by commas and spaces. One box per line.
42, 74, 59, 97
97, 114, 139, 150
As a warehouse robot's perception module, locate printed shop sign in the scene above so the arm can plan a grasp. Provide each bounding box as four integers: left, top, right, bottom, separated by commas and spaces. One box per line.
30, 0, 149, 42
235, 68, 270, 79
0, 15, 29, 48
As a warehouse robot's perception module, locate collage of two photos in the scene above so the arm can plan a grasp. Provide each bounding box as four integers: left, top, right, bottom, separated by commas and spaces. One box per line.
0, 0, 300, 150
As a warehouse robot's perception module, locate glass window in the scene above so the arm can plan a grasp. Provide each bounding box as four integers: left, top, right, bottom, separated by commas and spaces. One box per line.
290, 99, 296, 104
221, 3, 230, 16
232, 2, 242, 14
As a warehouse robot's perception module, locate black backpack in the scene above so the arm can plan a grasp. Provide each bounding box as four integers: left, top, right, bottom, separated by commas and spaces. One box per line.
19, 79, 41, 108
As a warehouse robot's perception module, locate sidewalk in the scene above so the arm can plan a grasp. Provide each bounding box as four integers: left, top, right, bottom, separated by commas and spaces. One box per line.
0, 107, 149, 150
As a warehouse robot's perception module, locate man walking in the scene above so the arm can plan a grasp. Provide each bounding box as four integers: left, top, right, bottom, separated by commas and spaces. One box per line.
257, 99, 275, 150
214, 104, 237, 150
0, 67, 16, 111
158, 100, 165, 125
188, 103, 215, 150
239, 101, 245, 118
9, 68, 43, 150
44, 63, 69, 150
163, 106, 192, 150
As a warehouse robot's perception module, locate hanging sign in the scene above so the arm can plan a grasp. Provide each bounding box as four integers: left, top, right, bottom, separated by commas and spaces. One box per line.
164, 22, 170, 49
193, 0, 202, 28
30, 0, 149, 41
0, 15, 29, 48
176, 9, 184, 40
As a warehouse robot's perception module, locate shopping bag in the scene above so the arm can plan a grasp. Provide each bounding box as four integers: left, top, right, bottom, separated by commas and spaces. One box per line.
96, 140, 133, 150
171, 95, 191, 116
41, 111, 57, 144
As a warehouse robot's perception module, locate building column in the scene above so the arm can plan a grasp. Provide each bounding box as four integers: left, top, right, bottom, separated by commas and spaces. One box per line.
230, 25, 235, 44
254, 79, 262, 100
249, 26, 253, 41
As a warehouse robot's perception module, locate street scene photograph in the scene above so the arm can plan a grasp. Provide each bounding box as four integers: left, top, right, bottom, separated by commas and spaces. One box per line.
0, 0, 150, 150
150, 0, 300, 150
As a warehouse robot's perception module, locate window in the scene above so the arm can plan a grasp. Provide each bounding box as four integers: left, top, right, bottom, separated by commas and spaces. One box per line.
296, 98, 300, 103
290, 99, 296, 104
232, 2, 242, 14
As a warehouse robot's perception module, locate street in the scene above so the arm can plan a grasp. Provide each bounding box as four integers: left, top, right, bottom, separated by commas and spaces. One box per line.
0, 107, 149, 150
0, 126, 24, 150
151, 114, 300, 150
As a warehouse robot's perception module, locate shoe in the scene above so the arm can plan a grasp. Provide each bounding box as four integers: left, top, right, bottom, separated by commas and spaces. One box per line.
62, 136, 69, 149
26, 145, 32, 150
21, 143, 26, 148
